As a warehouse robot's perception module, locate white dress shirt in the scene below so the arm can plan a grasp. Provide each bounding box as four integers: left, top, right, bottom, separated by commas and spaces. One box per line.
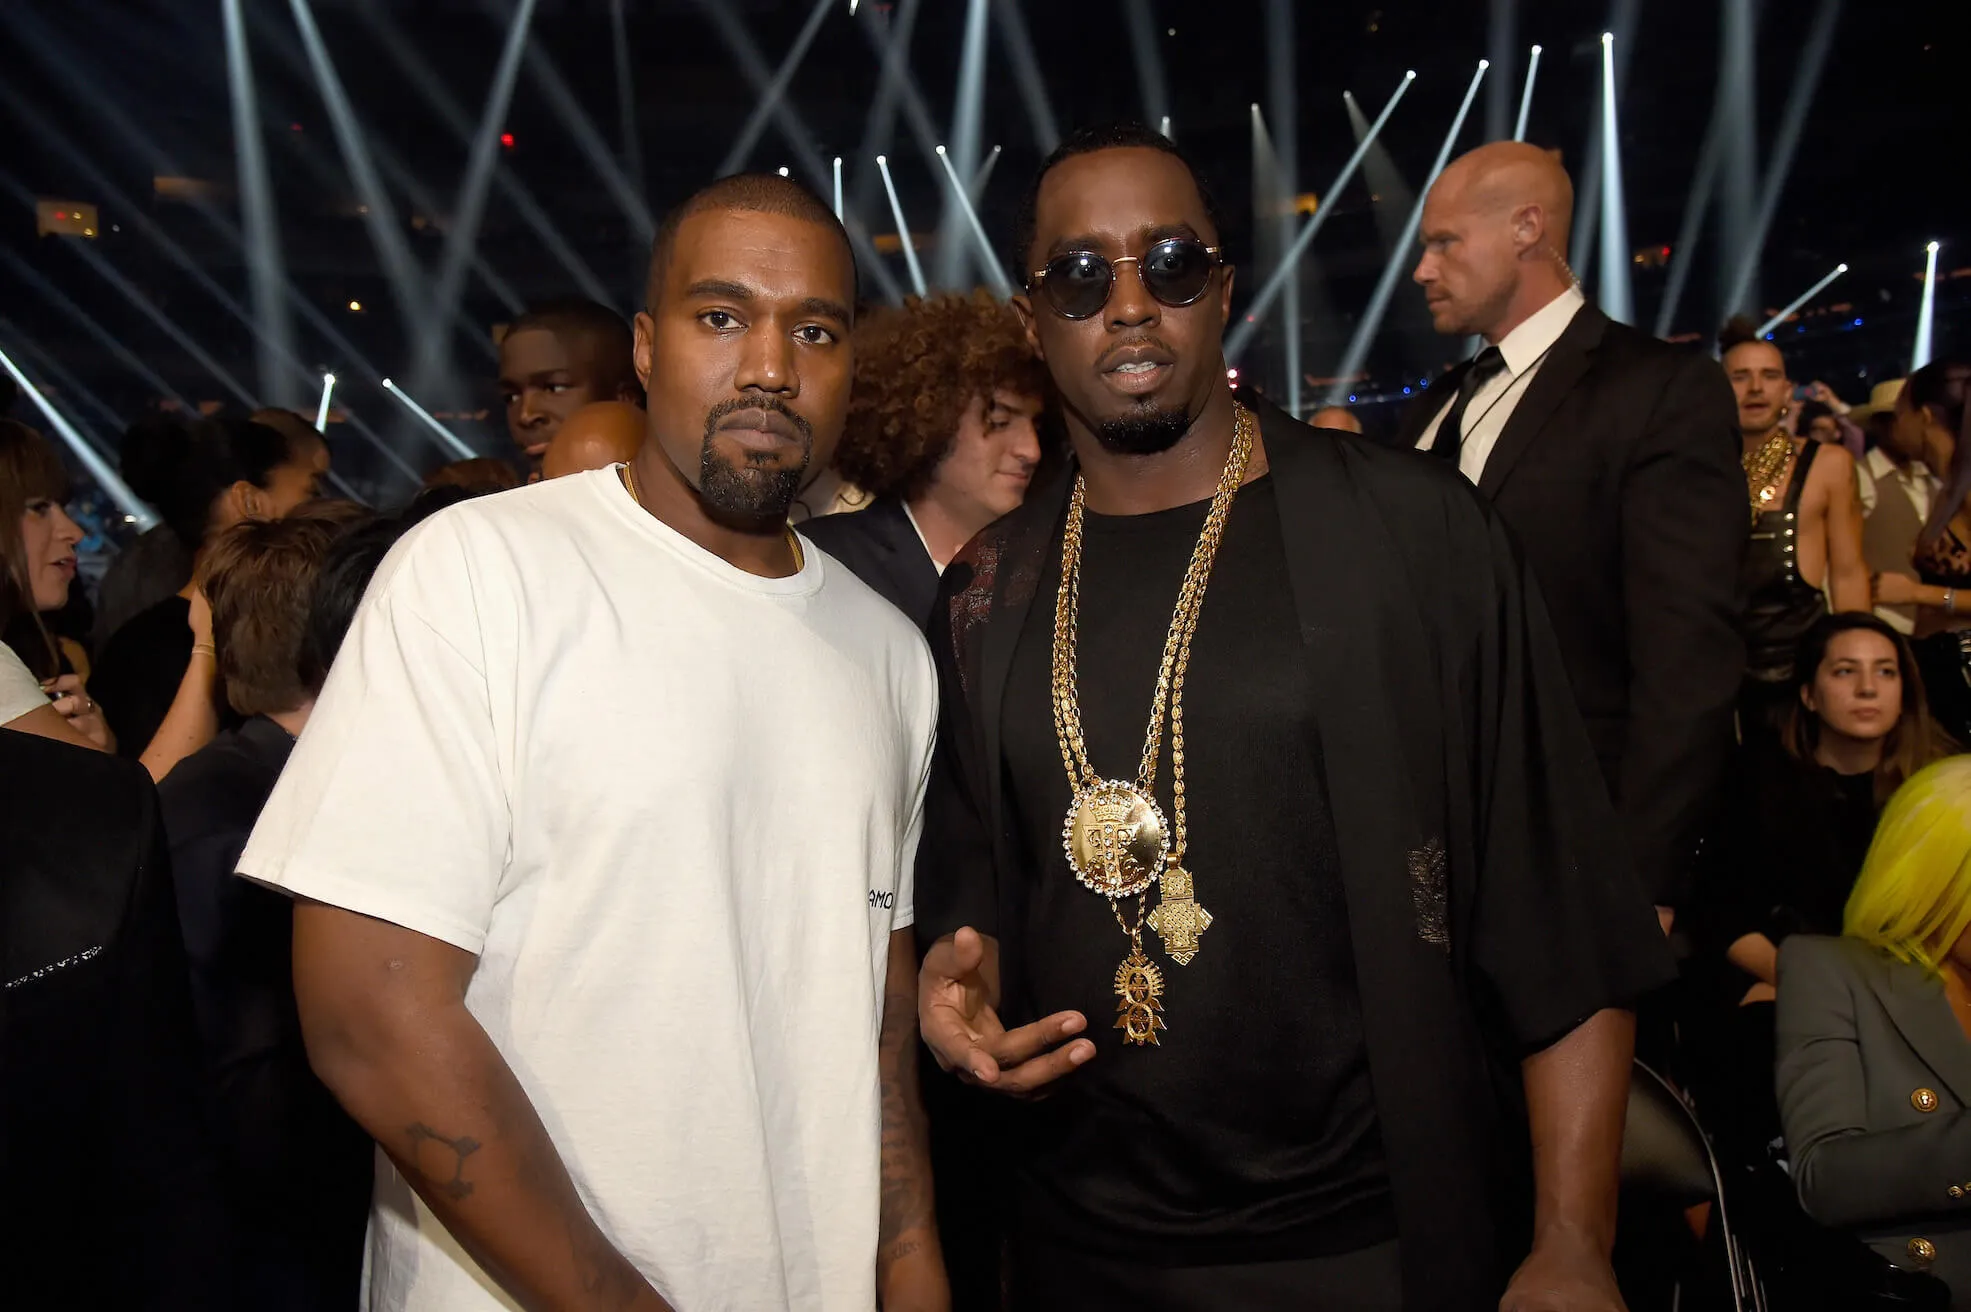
1416, 284, 1587, 483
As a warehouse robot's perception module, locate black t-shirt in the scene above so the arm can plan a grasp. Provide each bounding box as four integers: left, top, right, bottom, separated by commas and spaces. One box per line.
1000, 475, 1393, 1264
90, 593, 194, 758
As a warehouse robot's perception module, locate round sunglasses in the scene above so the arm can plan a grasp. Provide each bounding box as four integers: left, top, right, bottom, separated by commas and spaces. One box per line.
1027, 238, 1225, 321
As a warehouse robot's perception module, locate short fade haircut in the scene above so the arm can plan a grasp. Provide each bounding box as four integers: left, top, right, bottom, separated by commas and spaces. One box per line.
501, 297, 639, 399
200, 501, 369, 717
644, 172, 855, 314
1014, 121, 1225, 273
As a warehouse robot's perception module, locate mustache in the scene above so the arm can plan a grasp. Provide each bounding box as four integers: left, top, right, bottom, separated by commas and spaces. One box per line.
702, 395, 814, 445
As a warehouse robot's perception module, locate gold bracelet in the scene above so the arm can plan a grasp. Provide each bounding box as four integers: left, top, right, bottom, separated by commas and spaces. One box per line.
192, 643, 217, 658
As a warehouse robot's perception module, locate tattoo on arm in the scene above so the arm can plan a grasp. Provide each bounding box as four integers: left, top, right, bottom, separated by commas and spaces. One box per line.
878, 974, 935, 1260
406, 1122, 482, 1201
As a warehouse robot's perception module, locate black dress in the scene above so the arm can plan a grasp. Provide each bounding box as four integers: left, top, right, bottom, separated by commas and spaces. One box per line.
1912, 525, 1971, 745
1689, 743, 1880, 1156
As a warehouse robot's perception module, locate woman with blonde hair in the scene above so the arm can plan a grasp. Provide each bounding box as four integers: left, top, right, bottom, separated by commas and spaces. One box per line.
1776, 756, 1971, 1301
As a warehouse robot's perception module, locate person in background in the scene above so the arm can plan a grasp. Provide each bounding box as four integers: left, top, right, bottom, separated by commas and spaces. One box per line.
540, 399, 645, 481
1776, 755, 1971, 1304
1850, 379, 1939, 636
1722, 318, 1871, 732
89, 415, 326, 770
1, 727, 234, 1306
157, 504, 374, 1310
423, 457, 521, 496
803, 290, 1047, 628
1690, 613, 1951, 1166
1798, 399, 1843, 446
1, 417, 113, 748
497, 297, 642, 474
1308, 404, 1364, 434
94, 415, 200, 653
1393, 140, 1745, 926
1874, 360, 1971, 745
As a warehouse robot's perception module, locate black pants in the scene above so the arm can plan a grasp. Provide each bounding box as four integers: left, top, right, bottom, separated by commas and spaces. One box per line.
1006, 1236, 1404, 1312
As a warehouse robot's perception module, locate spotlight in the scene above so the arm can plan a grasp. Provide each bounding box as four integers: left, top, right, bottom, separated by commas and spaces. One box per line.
348, 300, 363, 312
1914, 241, 1942, 371
1754, 261, 1849, 338
874, 153, 927, 297
0, 344, 156, 528
832, 156, 844, 220
382, 377, 476, 460
777, 166, 790, 177
933, 145, 1013, 298
500, 132, 515, 149
1514, 45, 1543, 141
315, 371, 337, 433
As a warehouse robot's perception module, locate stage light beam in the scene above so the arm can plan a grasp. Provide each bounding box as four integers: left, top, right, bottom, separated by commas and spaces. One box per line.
315, 373, 338, 433
1654, 102, 1725, 338
1914, 242, 1942, 372
992, 0, 1060, 153
935, 0, 994, 288
381, 379, 476, 461
1122, 0, 1169, 134
833, 157, 844, 220
1514, 45, 1542, 141
1755, 263, 1848, 338
223, 0, 298, 408
718, 0, 835, 177
970, 145, 1003, 203
1596, 33, 1634, 324
1226, 71, 1417, 363
1325, 62, 1489, 406
0, 345, 156, 529
876, 155, 928, 297
1723, 0, 1841, 317
935, 145, 1014, 300
289, 0, 429, 330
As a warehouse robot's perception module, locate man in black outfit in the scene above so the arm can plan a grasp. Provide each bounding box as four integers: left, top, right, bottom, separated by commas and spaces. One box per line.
914, 123, 1671, 1311
1393, 140, 1745, 920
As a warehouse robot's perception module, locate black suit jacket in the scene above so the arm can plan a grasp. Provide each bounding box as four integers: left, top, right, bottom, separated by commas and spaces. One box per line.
1393, 305, 1746, 905
1, 731, 233, 1306
801, 495, 943, 630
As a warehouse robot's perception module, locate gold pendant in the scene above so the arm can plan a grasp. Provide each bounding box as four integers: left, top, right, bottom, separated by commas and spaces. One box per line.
1113, 948, 1167, 1046
1147, 866, 1211, 965
1063, 780, 1170, 899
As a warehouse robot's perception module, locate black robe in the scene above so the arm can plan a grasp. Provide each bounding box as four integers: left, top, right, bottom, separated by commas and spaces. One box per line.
914, 400, 1674, 1309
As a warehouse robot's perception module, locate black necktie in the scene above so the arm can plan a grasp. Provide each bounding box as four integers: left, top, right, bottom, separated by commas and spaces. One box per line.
1429, 346, 1507, 460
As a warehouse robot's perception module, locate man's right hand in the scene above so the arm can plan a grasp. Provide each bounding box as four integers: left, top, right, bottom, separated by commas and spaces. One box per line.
918, 927, 1094, 1096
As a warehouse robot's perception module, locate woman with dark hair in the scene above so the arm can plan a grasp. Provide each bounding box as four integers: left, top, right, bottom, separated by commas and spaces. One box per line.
1691, 613, 1954, 1158
1, 418, 113, 748
89, 414, 327, 767
1874, 359, 1971, 742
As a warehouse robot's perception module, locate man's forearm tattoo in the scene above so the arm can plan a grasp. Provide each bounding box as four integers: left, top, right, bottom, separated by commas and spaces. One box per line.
406, 1122, 482, 1201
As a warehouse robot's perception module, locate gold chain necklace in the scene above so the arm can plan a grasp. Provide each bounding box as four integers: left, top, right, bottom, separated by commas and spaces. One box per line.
1741, 431, 1795, 527
619, 460, 804, 569
1051, 403, 1255, 1046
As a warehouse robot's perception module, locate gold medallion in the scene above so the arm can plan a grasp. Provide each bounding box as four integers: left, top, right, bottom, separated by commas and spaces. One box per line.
1113, 948, 1167, 1046
1147, 866, 1211, 965
1063, 780, 1170, 898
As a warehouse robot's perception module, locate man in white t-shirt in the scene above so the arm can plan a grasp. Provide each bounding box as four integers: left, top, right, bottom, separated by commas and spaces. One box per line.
239, 174, 948, 1312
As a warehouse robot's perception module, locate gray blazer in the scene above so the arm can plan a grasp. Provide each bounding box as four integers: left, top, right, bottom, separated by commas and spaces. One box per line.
1776, 933, 1971, 1294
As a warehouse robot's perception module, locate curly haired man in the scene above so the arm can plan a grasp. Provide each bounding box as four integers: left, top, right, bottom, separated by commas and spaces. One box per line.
804, 290, 1047, 626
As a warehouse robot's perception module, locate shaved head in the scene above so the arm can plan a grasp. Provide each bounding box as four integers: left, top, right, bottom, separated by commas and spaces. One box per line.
1308, 405, 1363, 435
1414, 142, 1578, 342
542, 400, 646, 479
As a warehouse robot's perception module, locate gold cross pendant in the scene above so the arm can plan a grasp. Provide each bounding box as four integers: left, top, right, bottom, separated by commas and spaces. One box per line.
1147, 866, 1212, 965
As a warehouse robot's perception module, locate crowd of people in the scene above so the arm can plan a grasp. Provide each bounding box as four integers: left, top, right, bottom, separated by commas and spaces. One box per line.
2, 120, 1969, 1312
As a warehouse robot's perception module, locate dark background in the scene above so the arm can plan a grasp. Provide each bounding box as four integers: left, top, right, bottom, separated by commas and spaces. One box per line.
0, 0, 1961, 500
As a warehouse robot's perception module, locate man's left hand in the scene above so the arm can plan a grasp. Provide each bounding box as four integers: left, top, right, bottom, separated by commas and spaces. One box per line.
1501, 1226, 1625, 1312
878, 1229, 950, 1312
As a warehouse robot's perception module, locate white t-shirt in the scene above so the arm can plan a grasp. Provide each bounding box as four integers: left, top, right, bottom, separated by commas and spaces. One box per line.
1, 641, 48, 725
239, 468, 938, 1312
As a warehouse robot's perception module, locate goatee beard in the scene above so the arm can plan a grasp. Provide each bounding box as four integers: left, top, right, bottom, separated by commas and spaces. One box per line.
1095, 405, 1191, 455
697, 397, 813, 518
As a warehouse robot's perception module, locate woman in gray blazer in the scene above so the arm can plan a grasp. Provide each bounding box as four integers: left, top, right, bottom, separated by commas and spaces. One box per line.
1777, 755, 1971, 1300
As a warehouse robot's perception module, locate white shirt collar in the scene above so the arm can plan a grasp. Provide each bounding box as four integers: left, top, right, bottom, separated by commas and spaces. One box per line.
1492, 284, 1586, 376
900, 500, 945, 576
1866, 445, 1935, 484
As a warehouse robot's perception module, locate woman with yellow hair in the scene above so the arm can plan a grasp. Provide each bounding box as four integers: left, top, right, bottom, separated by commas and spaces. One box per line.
1775, 755, 1971, 1301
